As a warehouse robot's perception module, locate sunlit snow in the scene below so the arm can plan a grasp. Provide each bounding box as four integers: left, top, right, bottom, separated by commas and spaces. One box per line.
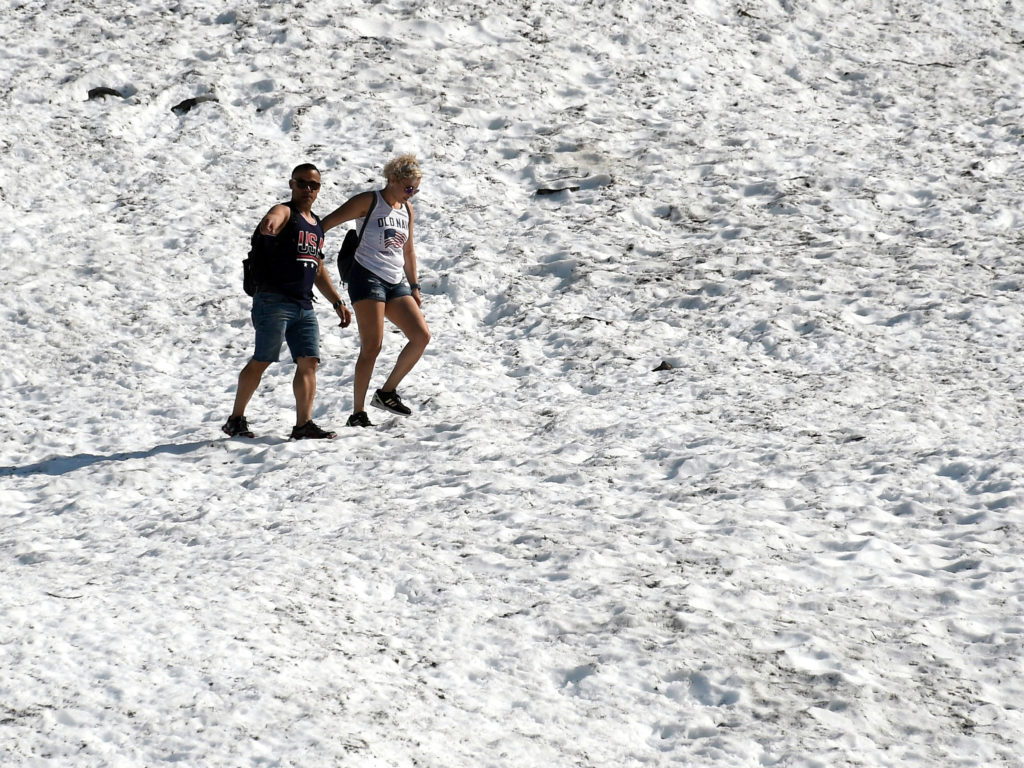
2, 1, 1023, 766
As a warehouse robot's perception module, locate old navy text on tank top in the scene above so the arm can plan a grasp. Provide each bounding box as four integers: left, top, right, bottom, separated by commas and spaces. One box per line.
354, 191, 409, 284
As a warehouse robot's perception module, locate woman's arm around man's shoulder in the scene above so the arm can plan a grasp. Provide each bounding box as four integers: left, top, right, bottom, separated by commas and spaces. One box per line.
321, 191, 376, 233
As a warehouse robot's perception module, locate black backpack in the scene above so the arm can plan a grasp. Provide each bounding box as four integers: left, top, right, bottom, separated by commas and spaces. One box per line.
241, 240, 266, 297
336, 191, 375, 284
242, 201, 311, 296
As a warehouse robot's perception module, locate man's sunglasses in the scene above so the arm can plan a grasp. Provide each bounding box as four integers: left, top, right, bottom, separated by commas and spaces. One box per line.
292, 179, 321, 191
404, 186, 419, 196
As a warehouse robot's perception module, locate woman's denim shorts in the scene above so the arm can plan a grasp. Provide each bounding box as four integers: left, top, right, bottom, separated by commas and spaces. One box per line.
251, 291, 320, 363
347, 261, 412, 304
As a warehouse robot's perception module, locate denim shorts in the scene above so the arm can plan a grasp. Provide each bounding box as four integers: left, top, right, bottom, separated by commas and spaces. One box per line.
347, 260, 413, 304
251, 291, 320, 362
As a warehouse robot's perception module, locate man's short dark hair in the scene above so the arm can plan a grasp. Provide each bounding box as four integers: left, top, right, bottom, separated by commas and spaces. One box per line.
292, 163, 320, 177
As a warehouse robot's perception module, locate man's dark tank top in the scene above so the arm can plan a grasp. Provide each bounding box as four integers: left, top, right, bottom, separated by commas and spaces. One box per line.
261, 201, 323, 309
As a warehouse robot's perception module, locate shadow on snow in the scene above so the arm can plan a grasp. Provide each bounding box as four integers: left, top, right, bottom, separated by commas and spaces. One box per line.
1, 440, 223, 477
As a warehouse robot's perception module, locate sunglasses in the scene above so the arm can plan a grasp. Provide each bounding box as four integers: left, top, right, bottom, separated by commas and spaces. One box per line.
404, 185, 419, 196
292, 179, 321, 191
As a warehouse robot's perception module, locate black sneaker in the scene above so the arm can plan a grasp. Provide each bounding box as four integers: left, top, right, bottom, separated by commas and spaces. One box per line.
371, 389, 411, 416
346, 411, 374, 427
222, 415, 254, 438
290, 420, 337, 440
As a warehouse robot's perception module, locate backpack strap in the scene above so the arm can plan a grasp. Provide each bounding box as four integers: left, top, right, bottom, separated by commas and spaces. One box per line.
355, 191, 375, 244
283, 200, 299, 234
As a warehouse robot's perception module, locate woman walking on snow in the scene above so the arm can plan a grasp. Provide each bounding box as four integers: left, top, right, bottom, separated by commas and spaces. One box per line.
321, 155, 430, 427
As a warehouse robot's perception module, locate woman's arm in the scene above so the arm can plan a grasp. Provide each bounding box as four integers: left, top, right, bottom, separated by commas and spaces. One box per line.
320, 191, 375, 232
403, 204, 421, 306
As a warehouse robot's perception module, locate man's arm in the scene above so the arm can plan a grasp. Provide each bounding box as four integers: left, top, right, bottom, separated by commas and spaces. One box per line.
259, 204, 292, 236
315, 262, 352, 328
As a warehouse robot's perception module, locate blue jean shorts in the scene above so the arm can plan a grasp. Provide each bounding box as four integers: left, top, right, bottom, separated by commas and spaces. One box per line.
251, 291, 320, 363
347, 261, 412, 304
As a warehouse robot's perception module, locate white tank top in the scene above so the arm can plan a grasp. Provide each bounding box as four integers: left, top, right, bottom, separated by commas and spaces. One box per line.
354, 192, 410, 284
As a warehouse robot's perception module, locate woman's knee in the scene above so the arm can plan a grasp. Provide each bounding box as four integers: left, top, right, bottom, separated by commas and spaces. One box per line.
411, 325, 431, 350
358, 342, 383, 361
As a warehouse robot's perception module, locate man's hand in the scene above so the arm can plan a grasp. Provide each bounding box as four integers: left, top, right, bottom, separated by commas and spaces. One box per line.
336, 302, 352, 328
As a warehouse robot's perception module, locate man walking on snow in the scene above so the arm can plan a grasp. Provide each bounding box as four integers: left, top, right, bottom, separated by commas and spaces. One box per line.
222, 163, 352, 440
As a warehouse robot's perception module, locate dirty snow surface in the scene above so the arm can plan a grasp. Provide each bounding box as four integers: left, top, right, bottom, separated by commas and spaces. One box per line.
2, 1, 1024, 766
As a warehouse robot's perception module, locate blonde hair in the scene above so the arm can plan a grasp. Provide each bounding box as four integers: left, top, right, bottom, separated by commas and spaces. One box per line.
384, 154, 422, 182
